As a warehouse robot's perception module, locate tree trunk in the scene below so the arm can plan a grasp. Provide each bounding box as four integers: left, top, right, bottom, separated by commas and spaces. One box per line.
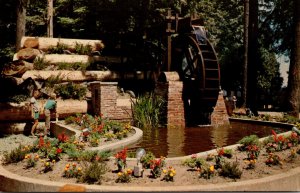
247, 0, 259, 115
16, 0, 28, 51
287, 0, 300, 118
242, 0, 249, 108
47, 0, 54, 37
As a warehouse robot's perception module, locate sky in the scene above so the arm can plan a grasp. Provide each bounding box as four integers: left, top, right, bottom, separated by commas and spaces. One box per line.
278, 55, 289, 87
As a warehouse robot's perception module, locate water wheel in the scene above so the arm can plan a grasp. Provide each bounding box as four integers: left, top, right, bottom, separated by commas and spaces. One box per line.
172, 33, 220, 125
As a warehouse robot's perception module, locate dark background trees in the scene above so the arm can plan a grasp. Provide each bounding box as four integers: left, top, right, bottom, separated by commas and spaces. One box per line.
0, 0, 298, 116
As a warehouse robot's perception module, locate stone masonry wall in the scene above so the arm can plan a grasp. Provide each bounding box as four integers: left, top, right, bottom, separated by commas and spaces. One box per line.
155, 72, 185, 128
90, 81, 132, 122
210, 91, 230, 126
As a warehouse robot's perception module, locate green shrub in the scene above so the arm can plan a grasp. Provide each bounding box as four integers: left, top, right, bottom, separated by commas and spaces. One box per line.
131, 93, 165, 129
54, 82, 87, 100
44, 74, 64, 88
56, 62, 90, 71
219, 160, 242, 180
34, 57, 50, 70
182, 156, 206, 170
47, 42, 69, 54
95, 151, 112, 162
238, 135, 260, 151
140, 152, 156, 169
2, 144, 29, 164
64, 116, 76, 124
199, 164, 215, 179
74, 43, 92, 55
79, 150, 99, 162
78, 161, 108, 184
223, 149, 233, 158
115, 169, 132, 183
7, 94, 28, 103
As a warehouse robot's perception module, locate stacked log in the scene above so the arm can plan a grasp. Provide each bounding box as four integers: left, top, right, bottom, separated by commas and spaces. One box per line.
21, 70, 151, 82
0, 99, 88, 122
21, 36, 105, 52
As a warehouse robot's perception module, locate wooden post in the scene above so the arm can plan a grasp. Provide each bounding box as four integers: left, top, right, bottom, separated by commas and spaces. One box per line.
47, 0, 54, 37
166, 9, 173, 71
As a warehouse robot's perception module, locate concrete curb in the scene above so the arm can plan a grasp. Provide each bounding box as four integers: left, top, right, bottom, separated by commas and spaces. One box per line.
1, 119, 300, 191
0, 153, 300, 191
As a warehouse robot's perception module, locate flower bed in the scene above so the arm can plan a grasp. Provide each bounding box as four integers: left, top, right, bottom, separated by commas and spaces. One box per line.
2, 124, 300, 192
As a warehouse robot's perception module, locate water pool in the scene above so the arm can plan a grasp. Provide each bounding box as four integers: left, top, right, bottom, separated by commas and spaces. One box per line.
126, 121, 287, 157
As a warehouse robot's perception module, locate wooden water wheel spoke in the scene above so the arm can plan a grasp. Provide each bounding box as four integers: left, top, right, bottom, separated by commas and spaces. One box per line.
175, 33, 220, 125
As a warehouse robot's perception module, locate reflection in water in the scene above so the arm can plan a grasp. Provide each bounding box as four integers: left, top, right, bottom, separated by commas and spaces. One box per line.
167, 127, 185, 157
210, 124, 230, 148
127, 122, 287, 158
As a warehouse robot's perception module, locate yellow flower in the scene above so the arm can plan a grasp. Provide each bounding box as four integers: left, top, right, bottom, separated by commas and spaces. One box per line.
209, 165, 214, 172
64, 167, 69, 171
118, 172, 123, 176
52, 160, 56, 163
35, 155, 39, 159
65, 163, 70, 168
171, 169, 176, 175
45, 162, 50, 166
77, 167, 82, 171
170, 172, 174, 177
163, 169, 167, 174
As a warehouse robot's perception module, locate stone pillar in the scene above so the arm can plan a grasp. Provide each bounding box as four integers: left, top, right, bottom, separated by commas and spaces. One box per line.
210, 90, 230, 126
155, 72, 185, 128
90, 81, 132, 122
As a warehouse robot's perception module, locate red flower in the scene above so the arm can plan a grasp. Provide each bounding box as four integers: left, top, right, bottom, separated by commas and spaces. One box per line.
58, 132, 69, 143
38, 136, 45, 148
115, 147, 127, 161
278, 135, 285, 142
218, 148, 225, 156
56, 148, 62, 154
271, 130, 278, 142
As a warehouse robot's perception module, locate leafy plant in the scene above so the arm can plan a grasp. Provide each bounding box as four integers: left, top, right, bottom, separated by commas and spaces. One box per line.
115, 148, 128, 172
238, 135, 260, 151
56, 62, 90, 71
47, 147, 63, 161
115, 168, 133, 183
219, 160, 242, 179
95, 151, 112, 162
131, 93, 165, 129
245, 144, 260, 159
54, 82, 87, 100
199, 164, 215, 179
150, 156, 166, 178
74, 42, 92, 55
162, 166, 176, 182
2, 144, 29, 164
24, 154, 39, 169
244, 159, 256, 169
265, 153, 283, 166
44, 74, 64, 88
7, 94, 29, 104
47, 42, 69, 54
140, 151, 156, 169
33, 56, 50, 70
63, 163, 83, 178
78, 161, 108, 184
41, 160, 55, 173
182, 154, 206, 170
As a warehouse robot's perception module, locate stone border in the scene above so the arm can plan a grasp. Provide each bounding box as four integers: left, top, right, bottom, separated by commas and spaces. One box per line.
1, 120, 300, 191
51, 122, 143, 152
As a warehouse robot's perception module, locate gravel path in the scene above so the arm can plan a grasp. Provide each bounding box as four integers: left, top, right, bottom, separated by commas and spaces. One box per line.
0, 134, 37, 154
